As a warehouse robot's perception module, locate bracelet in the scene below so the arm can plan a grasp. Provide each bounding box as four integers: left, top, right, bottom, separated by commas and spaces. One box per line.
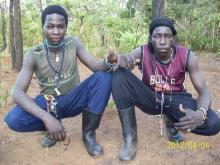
199, 107, 208, 115
103, 58, 114, 72
196, 107, 208, 126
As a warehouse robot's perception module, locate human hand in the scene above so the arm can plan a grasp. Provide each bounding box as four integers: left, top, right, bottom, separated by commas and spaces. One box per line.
106, 48, 140, 71
112, 54, 139, 71
43, 115, 66, 141
106, 48, 127, 71
174, 104, 203, 133
107, 48, 118, 64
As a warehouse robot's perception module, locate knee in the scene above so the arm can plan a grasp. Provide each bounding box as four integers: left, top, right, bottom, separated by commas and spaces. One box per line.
205, 118, 220, 135
112, 69, 129, 88
4, 110, 21, 132
93, 71, 112, 88
5, 106, 33, 132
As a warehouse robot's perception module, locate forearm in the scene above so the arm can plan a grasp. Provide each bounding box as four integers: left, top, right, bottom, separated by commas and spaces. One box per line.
114, 47, 142, 70
89, 59, 110, 72
196, 87, 211, 109
13, 90, 51, 122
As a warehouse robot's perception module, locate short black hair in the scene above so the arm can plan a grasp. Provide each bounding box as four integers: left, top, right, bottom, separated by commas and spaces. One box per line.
149, 17, 177, 35
41, 5, 68, 27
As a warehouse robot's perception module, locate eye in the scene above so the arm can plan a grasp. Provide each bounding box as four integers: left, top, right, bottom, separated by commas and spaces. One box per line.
165, 34, 173, 39
58, 25, 66, 29
46, 25, 54, 29
152, 34, 161, 39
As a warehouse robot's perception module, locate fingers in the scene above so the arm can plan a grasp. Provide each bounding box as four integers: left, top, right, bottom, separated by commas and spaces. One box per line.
61, 127, 66, 140
174, 120, 194, 127
174, 117, 196, 133
62, 130, 67, 140
179, 104, 186, 114
58, 130, 66, 141
176, 125, 193, 132
178, 114, 192, 122
46, 124, 66, 141
49, 130, 65, 141
176, 125, 194, 133
174, 122, 194, 132
107, 48, 117, 64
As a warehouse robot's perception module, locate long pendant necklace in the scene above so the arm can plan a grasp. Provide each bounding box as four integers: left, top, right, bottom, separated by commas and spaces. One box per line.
152, 51, 174, 135
45, 44, 65, 96
55, 53, 60, 62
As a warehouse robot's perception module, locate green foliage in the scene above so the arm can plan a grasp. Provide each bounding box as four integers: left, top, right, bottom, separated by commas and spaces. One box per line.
107, 99, 115, 110
166, 0, 220, 53
2, 0, 219, 58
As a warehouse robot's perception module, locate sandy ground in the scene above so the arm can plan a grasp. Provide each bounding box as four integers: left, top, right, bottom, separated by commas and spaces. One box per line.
0, 54, 220, 165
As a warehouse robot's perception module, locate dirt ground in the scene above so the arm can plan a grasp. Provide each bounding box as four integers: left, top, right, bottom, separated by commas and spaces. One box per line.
0, 54, 220, 165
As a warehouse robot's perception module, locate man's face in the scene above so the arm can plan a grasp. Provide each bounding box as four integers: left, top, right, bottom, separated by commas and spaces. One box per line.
43, 13, 67, 45
151, 26, 174, 55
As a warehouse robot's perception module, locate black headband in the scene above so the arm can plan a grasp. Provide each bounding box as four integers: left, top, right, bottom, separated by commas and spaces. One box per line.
41, 5, 68, 27
149, 17, 177, 35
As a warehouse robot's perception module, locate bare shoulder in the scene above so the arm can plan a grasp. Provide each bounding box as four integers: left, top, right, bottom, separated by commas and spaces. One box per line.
72, 37, 87, 57
73, 36, 84, 48
64, 35, 79, 45
187, 50, 200, 72
22, 48, 37, 69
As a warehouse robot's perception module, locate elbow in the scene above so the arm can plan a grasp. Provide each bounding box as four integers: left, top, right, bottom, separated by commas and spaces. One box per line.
12, 90, 18, 103
12, 88, 23, 103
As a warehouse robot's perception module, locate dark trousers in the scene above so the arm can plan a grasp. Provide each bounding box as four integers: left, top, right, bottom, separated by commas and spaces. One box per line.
5, 71, 112, 132
112, 69, 220, 136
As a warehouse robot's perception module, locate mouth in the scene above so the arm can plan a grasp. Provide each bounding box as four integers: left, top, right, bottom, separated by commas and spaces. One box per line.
157, 48, 168, 52
51, 38, 61, 42
49, 38, 63, 45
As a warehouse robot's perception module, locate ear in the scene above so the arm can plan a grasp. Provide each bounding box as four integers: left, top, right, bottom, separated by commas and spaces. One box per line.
172, 35, 176, 44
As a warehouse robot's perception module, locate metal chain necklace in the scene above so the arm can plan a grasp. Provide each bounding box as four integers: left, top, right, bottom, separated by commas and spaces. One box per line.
45, 43, 65, 96
152, 49, 174, 135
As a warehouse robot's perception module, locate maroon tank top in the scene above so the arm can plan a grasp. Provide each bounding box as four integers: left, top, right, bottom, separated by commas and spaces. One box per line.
141, 44, 189, 92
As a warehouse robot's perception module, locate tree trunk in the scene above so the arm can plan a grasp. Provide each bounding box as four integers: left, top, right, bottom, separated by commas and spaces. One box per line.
152, 0, 165, 20
13, 0, 23, 72
39, 0, 43, 13
0, 3, 7, 52
9, 0, 16, 70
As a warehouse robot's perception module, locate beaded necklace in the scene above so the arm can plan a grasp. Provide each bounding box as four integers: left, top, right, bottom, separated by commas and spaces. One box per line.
44, 38, 64, 49
44, 40, 65, 96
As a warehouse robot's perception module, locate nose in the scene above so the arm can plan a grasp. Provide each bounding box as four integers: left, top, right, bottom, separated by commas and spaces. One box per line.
52, 27, 59, 35
159, 36, 166, 44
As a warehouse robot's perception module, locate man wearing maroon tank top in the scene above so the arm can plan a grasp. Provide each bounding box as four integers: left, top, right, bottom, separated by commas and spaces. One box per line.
110, 17, 220, 161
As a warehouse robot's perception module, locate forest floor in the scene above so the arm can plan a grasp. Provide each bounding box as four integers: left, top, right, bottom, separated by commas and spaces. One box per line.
0, 53, 220, 165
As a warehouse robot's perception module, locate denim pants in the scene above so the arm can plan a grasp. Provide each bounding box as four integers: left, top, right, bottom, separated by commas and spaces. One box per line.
5, 71, 112, 132
112, 69, 220, 136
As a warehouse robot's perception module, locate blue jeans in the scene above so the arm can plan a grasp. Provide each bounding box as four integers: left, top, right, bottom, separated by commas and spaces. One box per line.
5, 71, 112, 132
112, 69, 220, 136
